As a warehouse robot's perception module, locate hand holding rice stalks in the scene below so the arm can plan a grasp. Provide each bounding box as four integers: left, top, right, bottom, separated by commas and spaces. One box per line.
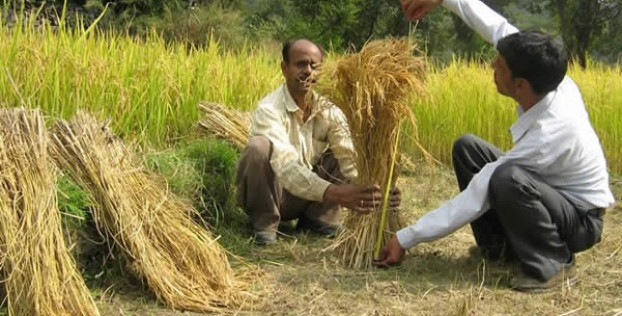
319, 38, 426, 269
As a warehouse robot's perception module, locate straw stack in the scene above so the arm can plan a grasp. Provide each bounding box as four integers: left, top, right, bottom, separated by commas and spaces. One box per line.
50, 112, 250, 312
0, 108, 99, 315
320, 38, 426, 269
198, 102, 251, 150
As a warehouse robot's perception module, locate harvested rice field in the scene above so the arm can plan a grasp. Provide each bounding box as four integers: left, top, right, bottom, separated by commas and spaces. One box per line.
91, 166, 622, 315
1, 15, 621, 316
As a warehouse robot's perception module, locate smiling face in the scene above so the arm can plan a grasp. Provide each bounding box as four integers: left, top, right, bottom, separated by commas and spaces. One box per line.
281, 40, 323, 102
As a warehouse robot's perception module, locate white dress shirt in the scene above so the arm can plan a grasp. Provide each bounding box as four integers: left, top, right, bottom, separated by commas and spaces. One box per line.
249, 84, 358, 202
396, 0, 615, 249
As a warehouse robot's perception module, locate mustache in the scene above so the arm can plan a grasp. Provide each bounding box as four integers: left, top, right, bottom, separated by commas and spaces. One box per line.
296, 74, 318, 84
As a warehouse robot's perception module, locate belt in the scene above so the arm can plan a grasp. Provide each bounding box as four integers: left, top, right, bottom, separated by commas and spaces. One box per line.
587, 208, 606, 217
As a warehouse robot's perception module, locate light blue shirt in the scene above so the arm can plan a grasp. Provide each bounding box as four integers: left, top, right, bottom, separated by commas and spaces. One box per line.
396, 0, 615, 249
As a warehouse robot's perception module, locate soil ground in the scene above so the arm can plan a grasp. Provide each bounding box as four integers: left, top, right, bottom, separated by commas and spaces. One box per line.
94, 166, 622, 315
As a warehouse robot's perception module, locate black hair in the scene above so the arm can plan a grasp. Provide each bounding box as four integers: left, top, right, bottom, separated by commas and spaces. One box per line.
282, 39, 325, 63
496, 31, 568, 94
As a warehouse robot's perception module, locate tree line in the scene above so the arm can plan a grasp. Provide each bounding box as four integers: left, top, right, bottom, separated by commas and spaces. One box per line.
3, 0, 621, 66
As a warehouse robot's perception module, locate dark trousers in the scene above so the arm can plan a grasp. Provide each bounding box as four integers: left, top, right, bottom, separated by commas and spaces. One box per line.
452, 134, 604, 281
235, 136, 344, 233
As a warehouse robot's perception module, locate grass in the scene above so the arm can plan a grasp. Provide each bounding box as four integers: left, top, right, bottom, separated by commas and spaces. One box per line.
58, 175, 90, 228
1, 11, 621, 315
404, 58, 622, 174
144, 139, 239, 212
89, 163, 622, 315
0, 15, 281, 144
1, 18, 621, 173
57, 138, 622, 315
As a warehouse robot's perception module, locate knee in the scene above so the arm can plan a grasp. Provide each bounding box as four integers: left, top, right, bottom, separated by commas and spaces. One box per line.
241, 136, 272, 164
452, 133, 479, 159
488, 162, 530, 206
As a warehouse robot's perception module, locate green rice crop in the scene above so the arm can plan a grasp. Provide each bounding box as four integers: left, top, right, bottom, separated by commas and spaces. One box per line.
0, 16, 281, 144
0, 17, 620, 174
405, 59, 622, 174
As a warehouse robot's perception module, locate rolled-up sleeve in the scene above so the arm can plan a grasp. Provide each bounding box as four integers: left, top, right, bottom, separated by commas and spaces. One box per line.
250, 105, 332, 202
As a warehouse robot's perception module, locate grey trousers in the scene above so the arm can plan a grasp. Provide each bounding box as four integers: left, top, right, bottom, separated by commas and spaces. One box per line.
452, 134, 604, 281
235, 136, 344, 233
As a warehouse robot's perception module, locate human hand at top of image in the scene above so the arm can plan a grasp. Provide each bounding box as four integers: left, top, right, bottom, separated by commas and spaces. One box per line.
399, 0, 444, 21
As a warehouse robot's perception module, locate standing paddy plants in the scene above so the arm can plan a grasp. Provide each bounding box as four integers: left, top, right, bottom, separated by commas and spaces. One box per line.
404, 58, 622, 175
0, 8, 619, 175
567, 61, 622, 174
0, 15, 281, 145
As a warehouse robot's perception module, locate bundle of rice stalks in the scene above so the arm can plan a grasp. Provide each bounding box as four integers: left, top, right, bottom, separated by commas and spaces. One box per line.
320, 38, 426, 269
198, 102, 251, 150
0, 108, 99, 315
50, 112, 252, 312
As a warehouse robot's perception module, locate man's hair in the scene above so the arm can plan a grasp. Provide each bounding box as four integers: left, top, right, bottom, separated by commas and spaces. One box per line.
282, 39, 325, 63
496, 31, 568, 95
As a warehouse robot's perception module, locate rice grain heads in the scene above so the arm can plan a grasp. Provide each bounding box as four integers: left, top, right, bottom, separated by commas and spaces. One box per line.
320, 38, 426, 269
50, 112, 253, 312
0, 108, 100, 315
198, 102, 251, 150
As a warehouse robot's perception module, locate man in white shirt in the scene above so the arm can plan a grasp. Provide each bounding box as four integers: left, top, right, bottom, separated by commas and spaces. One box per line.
375, 0, 615, 292
237, 39, 400, 245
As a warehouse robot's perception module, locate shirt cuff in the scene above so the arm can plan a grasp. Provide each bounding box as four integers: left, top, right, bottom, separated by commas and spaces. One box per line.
308, 178, 332, 202
396, 226, 419, 249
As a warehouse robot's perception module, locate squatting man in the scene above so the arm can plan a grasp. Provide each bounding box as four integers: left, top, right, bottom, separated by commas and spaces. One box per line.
236, 38, 402, 245
374, 0, 614, 293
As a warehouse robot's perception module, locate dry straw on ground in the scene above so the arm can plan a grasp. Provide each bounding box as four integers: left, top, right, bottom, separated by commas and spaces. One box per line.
198, 102, 251, 150
0, 108, 100, 315
50, 112, 254, 312
319, 38, 426, 269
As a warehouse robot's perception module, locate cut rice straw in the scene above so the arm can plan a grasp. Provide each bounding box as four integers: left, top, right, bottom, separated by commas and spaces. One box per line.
198, 102, 250, 150
319, 38, 426, 269
0, 107, 100, 315
50, 112, 255, 312
374, 122, 402, 258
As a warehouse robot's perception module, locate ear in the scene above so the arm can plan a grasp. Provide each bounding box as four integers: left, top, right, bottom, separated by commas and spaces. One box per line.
515, 78, 533, 94
281, 60, 287, 75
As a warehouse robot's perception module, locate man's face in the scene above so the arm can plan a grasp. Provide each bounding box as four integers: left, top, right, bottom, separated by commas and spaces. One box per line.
492, 55, 516, 97
281, 40, 323, 98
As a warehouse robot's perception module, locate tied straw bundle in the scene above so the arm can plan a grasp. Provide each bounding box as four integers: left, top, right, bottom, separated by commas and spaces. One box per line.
50, 112, 253, 312
0, 108, 99, 315
198, 102, 250, 150
320, 38, 426, 269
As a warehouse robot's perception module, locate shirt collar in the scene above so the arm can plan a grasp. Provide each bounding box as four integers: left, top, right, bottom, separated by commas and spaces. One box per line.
282, 84, 300, 113
509, 90, 556, 143
281, 84, 320, 113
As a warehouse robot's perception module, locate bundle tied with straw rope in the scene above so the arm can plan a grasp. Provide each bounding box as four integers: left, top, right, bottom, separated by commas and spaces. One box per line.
320, 38, 426, 269
50, 112, 253, 312
198, 102, 251, 150
0, 108, 100, 315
